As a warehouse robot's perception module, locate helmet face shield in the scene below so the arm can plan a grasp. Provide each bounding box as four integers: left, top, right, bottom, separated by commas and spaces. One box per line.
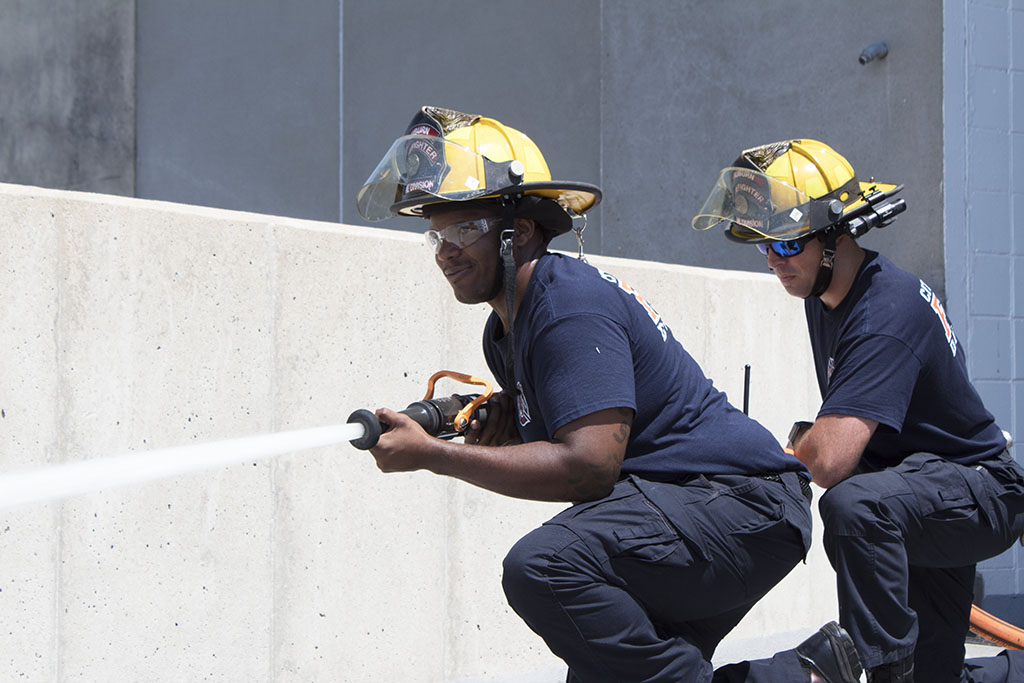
356, 134, 504, 221
358, 135, 490, 221
691, 167, 814, 240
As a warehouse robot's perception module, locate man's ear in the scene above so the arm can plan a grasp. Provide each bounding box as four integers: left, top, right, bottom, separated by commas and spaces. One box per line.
835, 230, 858, 246
513, 217, 537, 247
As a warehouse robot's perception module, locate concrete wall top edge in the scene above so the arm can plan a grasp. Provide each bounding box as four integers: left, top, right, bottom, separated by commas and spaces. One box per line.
3, 182, 785, 287
0, 181, 414, 242
566, 248, 781, 284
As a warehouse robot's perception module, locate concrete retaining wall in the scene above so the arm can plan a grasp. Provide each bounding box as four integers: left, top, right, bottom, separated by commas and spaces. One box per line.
0, 183, 831, 681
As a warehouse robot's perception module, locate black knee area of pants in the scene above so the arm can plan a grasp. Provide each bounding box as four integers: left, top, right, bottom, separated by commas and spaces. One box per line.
819, 478, 877, 526
867, 656, 914, 683
502, 526, 574, 616
501, 534, 541, 611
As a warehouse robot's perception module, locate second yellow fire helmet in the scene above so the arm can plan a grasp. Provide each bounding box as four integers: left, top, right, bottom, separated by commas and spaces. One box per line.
691, 139, 899, 243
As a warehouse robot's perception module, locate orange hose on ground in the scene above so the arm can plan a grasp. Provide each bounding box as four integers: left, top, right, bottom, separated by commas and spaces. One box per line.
970, 604, 1024, 650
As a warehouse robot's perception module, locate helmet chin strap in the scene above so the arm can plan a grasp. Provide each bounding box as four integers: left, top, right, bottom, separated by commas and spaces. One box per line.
807, 229, 838, 299
499, 197, 519, 388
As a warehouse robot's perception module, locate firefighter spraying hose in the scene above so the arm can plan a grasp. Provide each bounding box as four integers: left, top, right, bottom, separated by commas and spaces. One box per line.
349, 105, 866, 682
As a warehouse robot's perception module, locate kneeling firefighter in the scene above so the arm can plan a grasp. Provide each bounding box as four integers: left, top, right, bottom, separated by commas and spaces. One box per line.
693, 139, 1024, 683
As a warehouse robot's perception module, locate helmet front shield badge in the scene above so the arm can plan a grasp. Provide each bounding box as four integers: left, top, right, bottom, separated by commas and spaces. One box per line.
691, 167, 817, 241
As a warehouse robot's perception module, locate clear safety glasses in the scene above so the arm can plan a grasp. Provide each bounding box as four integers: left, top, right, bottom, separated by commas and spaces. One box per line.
755, 234, 817, 258
425, 216, 501, 254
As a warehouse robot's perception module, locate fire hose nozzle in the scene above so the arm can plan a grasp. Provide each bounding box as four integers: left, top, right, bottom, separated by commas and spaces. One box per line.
347, 371, 494, 451
347, 409, 382, 450
346, 394, 490, 451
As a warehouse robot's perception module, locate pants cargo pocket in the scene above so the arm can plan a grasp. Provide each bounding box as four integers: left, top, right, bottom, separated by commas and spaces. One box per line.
897, 453, 977, 522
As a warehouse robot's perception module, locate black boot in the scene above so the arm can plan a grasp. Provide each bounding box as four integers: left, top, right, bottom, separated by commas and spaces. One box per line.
866, 656, 913, 683
795, 621, 863, 683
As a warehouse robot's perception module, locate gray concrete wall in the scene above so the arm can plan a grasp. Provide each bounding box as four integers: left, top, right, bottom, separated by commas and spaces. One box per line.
0, 0, 134, 195
944, 0, 1024, 624
0, 183, 831, 681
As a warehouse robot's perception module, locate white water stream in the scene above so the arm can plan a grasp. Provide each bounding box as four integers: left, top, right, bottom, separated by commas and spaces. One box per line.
0, 422, 366, 511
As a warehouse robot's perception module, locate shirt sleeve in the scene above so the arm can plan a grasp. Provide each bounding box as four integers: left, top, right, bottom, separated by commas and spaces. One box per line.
818, 332, 921, 432
526, 312, 636, 438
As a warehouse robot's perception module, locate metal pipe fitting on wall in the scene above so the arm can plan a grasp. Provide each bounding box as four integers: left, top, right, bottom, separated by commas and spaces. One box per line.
859, 42, 889, 65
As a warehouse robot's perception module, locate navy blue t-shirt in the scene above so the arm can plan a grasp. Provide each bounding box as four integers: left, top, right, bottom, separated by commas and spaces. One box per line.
482, 253, 805, 481
806, 250, 1006, 470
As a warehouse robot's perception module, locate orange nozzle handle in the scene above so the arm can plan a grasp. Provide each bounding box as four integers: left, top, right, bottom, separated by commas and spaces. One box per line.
422, 370, 494, 433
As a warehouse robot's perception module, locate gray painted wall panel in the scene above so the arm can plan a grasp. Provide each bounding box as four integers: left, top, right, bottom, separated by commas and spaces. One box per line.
135, 0, 339, 222
341, 0, 603, 255
0, 0, 134, 195
600, 0, 944, 287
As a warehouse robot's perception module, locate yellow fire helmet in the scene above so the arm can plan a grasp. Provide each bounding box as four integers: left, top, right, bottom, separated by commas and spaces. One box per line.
691, 139, 899, 243
356, 106, 601, 236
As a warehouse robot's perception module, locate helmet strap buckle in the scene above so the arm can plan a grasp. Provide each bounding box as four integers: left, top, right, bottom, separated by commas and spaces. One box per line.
809, 229, 838, 298
572, 213, 589, 263
820, 245, 836, 270
500, 227, 514, 257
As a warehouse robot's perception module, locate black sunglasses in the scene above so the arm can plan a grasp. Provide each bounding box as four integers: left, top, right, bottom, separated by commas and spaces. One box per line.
756, 234, 817, 258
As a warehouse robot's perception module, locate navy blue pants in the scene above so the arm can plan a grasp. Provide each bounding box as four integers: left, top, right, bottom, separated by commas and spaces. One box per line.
819, 452, 1024, 682
501, 472, 813, 683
